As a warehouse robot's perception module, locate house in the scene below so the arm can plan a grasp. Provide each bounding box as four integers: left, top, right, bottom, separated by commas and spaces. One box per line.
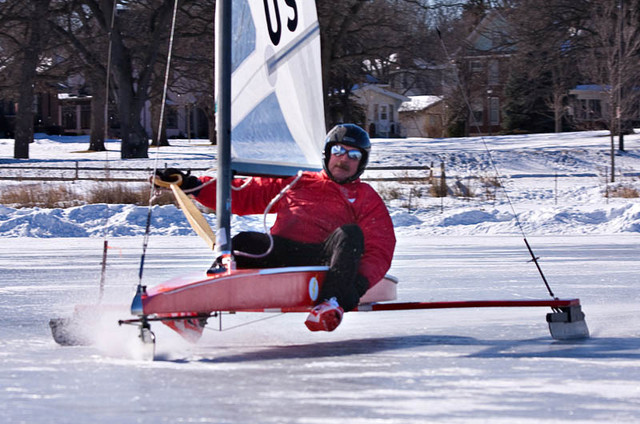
567, 85, 609, 129
398, 95, 446, 138
0, 89, 208, 140
351, 84, 409, 138
568, 84, 640, 131
139, 93, 209, 140
455, 11, 514, 135
380, 12, 513, 137
57, 93, 91, 135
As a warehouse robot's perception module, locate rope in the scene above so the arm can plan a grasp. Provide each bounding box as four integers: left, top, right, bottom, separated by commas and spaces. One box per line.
436, 29, 556, 299
137, 0, 180, 288
182, 175, 218, 194
103, 0, 116, 148
204, 312, 287, 332
97, 0, 118, 304
234, 171, 304, 259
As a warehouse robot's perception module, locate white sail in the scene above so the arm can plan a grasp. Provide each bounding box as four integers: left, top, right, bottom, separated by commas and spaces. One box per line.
229, 0, 326, 175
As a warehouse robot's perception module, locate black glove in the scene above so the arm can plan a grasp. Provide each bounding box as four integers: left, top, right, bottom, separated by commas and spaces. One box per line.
154, 168, 202, 193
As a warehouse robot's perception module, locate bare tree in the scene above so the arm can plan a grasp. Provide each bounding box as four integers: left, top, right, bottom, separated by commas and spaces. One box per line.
50, 0, 213, 153
317, 0, 433, 127
48, 0, 113, 152
64, 0, 201, 159
579, 0, 640, 180
148, 0, 215, 146
0, 0, 54, 159
613, 0, 640, 150
505, 0, 591, 133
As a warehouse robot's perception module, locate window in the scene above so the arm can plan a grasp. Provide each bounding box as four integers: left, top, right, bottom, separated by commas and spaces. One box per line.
373, 104, 379, 121
380, 105, 388, 121
388, 104, 394, 122
489, 97, 500, 125
589, 99, 601, 119
488, 61, 499, 85
578, 99, 588, 119
166, 107, 178, 129
578, 99, 602, 120
470, 60, 483, 73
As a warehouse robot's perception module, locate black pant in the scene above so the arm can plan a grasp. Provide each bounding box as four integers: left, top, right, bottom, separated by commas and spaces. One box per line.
232, 224, 367, 311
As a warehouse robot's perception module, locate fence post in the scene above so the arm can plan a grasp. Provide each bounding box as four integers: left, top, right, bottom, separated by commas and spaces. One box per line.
75, 161, 79, 180
440, 162, 446, 197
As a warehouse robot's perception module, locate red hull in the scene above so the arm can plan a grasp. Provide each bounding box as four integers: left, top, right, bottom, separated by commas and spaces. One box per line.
142, 266, 398, 315
142, 266, 327, 315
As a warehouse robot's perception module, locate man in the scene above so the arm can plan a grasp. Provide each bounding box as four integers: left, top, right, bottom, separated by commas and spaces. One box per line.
155, 124, 396, 332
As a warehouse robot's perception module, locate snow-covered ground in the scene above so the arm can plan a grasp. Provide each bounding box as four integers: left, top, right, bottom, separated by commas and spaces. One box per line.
1, 130, 639, 238
1, 131, 639, 423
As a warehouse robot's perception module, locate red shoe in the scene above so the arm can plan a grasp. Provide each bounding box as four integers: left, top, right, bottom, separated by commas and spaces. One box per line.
305, 298, 344, 332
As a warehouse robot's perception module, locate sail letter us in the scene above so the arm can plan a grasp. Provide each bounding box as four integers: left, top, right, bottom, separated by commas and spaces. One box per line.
263, 0, 298, 46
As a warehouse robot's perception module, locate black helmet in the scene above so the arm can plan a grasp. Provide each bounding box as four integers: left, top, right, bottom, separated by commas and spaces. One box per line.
322, 124, 371, 183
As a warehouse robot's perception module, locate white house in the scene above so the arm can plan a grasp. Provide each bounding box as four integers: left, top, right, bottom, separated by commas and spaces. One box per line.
351, 84, 409, 137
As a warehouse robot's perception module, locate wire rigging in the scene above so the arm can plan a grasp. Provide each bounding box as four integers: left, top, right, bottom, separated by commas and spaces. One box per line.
137, 0, 181, 288
436, 28, 556, 299
203, 312, 287, 332
97, 0, 119, 304
234, 171, 305, 259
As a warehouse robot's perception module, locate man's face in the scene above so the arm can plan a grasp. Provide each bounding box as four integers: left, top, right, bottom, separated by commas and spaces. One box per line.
327, 143, 362, 183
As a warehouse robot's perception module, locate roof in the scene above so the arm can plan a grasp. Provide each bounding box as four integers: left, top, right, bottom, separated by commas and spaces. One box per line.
398, 95, 443, 112
460, 10, 514, 56
572, 84, 609, 92
352, 84, 410, 102
57, 93, 92, 100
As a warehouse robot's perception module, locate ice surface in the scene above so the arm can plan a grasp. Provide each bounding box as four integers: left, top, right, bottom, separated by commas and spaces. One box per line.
1, 236, 639, 423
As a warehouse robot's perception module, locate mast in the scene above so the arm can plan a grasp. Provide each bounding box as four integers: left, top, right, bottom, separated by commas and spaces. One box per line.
215, 0, 232, 263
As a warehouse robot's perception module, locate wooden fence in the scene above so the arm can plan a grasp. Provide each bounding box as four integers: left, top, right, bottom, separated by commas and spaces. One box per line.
0, 162, 434, 183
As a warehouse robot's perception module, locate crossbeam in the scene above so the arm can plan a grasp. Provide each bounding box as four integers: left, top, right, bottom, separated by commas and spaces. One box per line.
353, 298, 581, 312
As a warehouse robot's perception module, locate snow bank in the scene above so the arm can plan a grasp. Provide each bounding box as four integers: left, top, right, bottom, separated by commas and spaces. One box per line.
1, 130, 638, 238
0, 202, 638, 238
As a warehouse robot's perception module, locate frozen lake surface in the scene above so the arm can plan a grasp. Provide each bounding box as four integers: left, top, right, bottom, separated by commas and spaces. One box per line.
2, 235, 639, 423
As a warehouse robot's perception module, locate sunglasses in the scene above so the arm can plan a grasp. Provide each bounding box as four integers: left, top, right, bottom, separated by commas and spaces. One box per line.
330, 144, 363, 161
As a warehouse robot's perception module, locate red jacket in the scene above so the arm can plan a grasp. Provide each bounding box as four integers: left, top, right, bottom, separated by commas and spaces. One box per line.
194, 171, 396, 289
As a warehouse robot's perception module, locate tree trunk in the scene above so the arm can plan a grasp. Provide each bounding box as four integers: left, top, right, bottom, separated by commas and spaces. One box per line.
198, 103, 216, 145
120, 115, 149, 158
14, 84, 35, 159
88, 76, 107, 152
115, 79, 149, 158
13, 1, 51, 159
554, 92, 563, 133
207, 113, 216, 145
99, 0, 179, 159
149, 100, 169, 147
